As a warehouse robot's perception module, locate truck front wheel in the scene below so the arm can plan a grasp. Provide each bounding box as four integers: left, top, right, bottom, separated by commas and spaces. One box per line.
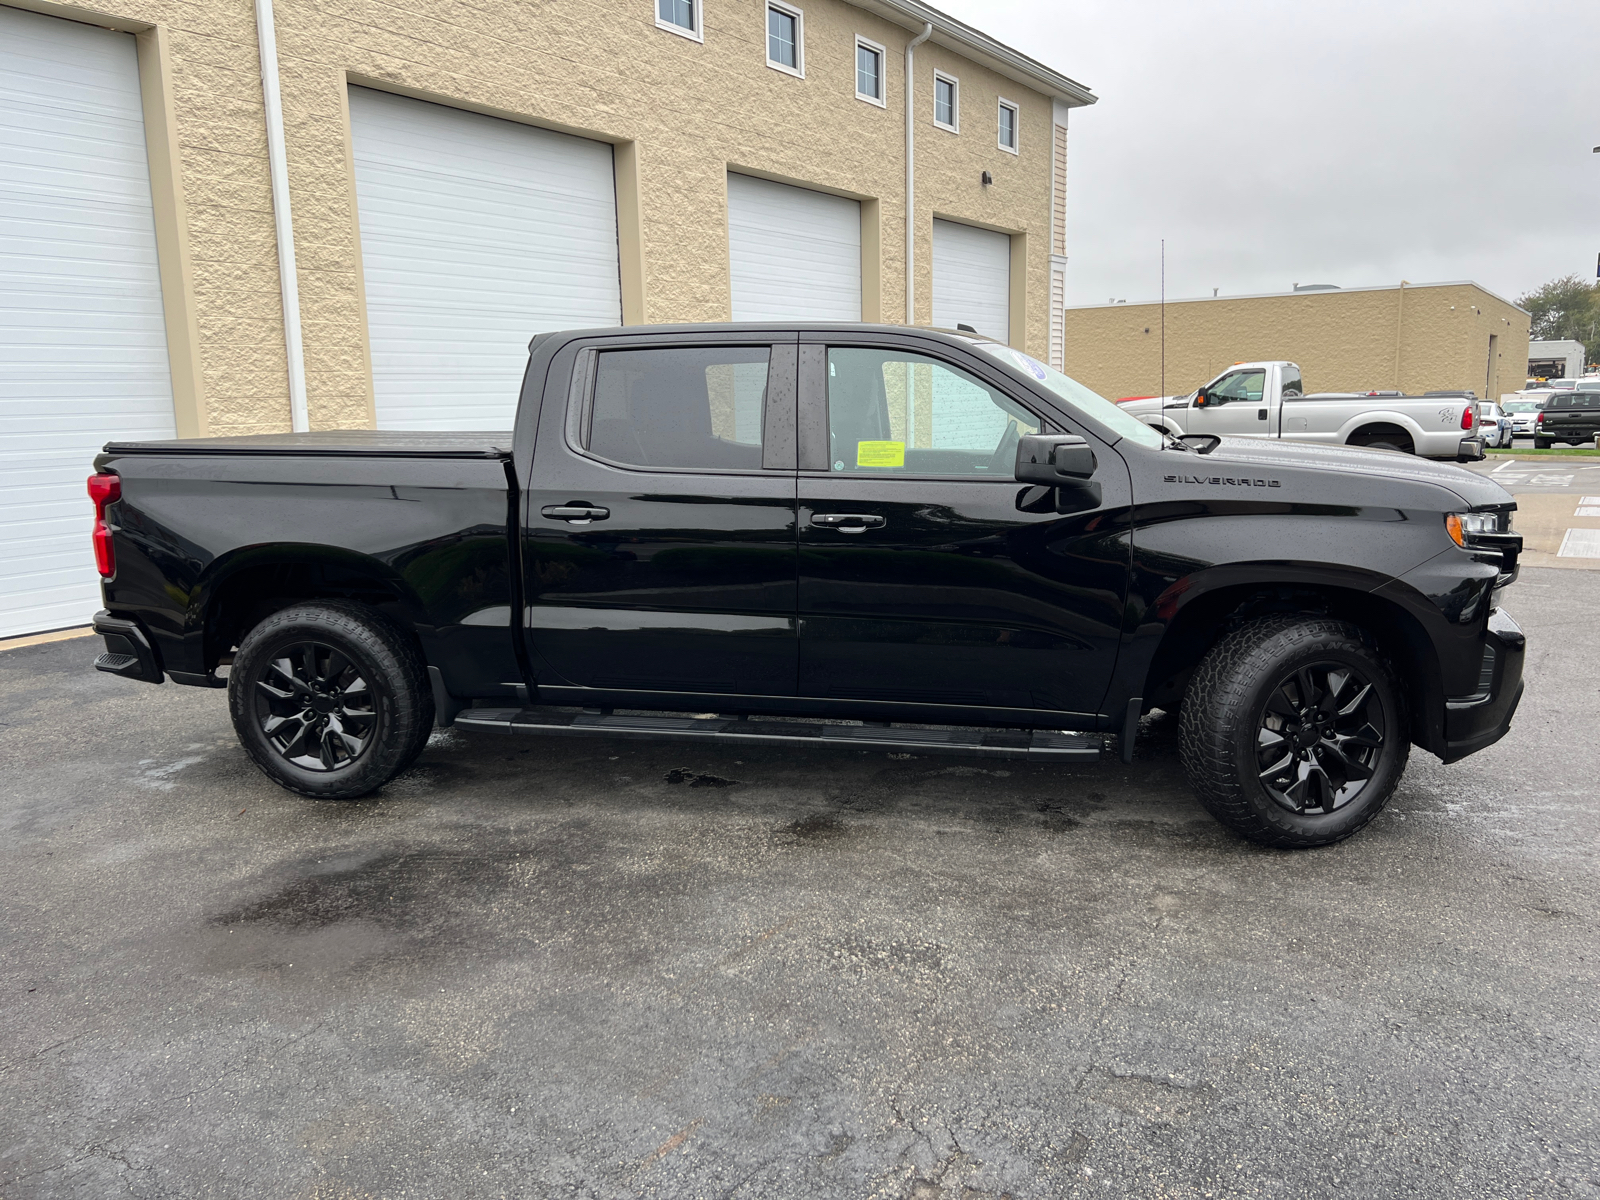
228, 601, 435, 799
1179, 616, 1408, 848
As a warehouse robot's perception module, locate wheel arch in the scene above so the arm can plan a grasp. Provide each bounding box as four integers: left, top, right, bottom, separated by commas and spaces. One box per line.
196, 545, 429, 672
1140, 576, 1445, 757
1346, 419, 1417, 451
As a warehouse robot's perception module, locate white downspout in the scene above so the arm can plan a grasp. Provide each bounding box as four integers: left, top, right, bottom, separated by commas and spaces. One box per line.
904, 22, 933, 325
255, 0, 309, 433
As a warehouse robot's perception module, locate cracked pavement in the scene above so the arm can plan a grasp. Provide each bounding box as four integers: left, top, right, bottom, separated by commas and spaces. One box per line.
2, 567, 1597, 1198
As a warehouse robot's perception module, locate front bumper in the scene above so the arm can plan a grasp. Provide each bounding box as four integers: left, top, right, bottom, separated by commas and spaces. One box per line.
1441, 608, 1524, 763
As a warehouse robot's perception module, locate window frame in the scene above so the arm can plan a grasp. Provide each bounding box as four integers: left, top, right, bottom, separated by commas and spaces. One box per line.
654, 0, 703, 43
996, 97, 1019, 154
854, 35, 886, 107
817, 344, 1052, 481
932, 69, 959, 133
765, 1, 805, 78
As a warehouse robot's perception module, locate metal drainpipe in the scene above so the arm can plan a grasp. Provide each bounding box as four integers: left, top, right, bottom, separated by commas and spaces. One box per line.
904, 22, 933, 326
255, 0, 310, 433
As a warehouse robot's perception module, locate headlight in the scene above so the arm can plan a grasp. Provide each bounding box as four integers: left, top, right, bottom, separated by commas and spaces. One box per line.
1445, 511, 1500, 547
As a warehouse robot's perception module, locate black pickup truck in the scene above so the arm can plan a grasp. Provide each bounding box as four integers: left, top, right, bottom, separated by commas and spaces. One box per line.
88, 324, 1525, 848
1532, 384, 1600, 448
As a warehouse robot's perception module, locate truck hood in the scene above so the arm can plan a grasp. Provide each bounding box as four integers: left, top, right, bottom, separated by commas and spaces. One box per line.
1118, 395, 1179, 420
1181, 436, 1512, 509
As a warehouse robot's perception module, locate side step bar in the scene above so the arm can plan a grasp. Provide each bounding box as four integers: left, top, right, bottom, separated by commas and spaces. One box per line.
453, 708, 1101, 761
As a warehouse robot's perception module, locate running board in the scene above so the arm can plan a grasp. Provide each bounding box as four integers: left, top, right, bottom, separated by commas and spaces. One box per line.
453, 708, 1102, 761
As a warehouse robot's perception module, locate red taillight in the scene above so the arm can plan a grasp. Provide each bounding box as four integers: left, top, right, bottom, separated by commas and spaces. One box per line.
88, 473, 120, 577
1460, 405, 1474, 431
1536, 410, 1544, 426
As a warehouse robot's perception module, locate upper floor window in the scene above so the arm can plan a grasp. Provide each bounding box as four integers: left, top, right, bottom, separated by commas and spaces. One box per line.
766, 2, 804, 77
855, 36, 885, 106
997, 99, 1018, 153
656, 0, 701, 41
933, 71, 958, 132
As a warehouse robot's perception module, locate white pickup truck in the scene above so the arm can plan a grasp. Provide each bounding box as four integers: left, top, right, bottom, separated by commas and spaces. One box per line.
1118, 361, 1484, 461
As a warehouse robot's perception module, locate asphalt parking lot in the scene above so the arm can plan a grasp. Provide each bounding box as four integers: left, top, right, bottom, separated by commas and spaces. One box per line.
3, 569, 1598, 1200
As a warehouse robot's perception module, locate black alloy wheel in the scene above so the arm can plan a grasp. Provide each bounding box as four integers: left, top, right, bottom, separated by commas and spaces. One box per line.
1254, 662, 1386, 815
228, 601, 434, 799
1179, 615, 1408, 848
254, 641, 377, 771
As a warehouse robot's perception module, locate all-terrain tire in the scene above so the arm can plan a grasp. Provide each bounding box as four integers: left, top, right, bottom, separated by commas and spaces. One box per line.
1534, 437, 1552, 450
1179, 615, 1409, 848
228, 601, 434, 799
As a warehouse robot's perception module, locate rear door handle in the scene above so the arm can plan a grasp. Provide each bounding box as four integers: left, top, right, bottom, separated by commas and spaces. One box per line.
541, 503, 610, 523
811, 513, 885, 533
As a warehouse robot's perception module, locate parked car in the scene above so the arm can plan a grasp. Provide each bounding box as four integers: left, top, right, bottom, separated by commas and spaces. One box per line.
1534, 386, 1600, 448
87, 323, 1524, 849
1500, 398, 1542, 438
1478, 402, 1513, 448
1118, 362, 1484, 461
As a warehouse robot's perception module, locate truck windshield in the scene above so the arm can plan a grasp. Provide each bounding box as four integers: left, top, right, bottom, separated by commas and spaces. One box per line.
971, 344, 1164, 449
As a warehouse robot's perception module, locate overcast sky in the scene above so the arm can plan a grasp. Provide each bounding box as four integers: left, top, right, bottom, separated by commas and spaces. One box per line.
937, 0, 1600, 309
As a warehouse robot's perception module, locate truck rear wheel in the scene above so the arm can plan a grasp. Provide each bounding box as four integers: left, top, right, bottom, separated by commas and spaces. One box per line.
228, 601, 434, 799
1179, 616, 1408, 848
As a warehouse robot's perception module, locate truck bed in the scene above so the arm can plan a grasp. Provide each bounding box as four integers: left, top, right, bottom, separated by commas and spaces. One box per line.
102, 430, 513, 459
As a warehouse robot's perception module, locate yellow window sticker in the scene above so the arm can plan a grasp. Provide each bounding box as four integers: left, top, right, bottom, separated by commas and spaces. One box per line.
856, 440, 905, 468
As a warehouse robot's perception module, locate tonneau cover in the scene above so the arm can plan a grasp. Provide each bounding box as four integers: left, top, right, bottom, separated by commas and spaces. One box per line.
101, 430, 513, 458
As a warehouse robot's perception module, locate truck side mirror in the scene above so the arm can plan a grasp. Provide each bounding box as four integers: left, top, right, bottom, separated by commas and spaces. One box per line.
1015, 433, 1097, 485
1194, 388, 1208, 407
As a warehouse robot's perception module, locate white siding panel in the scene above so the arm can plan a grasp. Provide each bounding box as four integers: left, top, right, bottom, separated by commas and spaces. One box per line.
932, 219, 1010, 343
728, 174, 861, 322
349, 88, 622, 430
0, 7, 176, 637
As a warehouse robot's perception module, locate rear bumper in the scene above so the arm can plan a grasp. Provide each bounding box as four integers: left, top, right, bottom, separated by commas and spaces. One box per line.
1455, 436, 1486, 462
90, 610, 164, 684
1441, 608, 1524, 764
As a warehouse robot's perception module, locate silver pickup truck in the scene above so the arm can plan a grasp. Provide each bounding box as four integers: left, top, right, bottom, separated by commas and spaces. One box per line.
1119, 361, 1485, 461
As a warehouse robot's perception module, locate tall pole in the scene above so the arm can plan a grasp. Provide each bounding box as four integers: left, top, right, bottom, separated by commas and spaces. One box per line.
1160, 239, 1166, 398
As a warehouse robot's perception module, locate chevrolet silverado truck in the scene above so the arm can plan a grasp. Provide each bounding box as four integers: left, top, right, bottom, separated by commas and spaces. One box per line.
1119, 362, 1486, 461
87, 324, 1524, 848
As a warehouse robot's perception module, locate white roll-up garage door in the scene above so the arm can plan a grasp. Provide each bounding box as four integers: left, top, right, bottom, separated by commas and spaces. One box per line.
349, 88, 623, 430
0, 8, 176, 639
931, 219, 1011, 343
728, 174, 861, 322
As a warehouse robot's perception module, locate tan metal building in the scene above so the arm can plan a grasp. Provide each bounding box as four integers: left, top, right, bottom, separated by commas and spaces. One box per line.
1060, 281, 1530, 402
0, 0, 1093, 636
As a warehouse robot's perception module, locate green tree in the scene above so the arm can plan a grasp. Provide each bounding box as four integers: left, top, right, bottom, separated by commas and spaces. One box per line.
1517, 275, 1600, 363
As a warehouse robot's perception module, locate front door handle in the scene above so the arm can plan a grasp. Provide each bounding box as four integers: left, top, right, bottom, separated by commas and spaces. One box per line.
541, 503, 610, 523
1257, 408, 1268, 420
811, 513, 886, 533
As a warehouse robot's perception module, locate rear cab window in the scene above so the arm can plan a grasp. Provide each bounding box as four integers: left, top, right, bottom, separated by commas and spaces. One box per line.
584, 346, 771, 470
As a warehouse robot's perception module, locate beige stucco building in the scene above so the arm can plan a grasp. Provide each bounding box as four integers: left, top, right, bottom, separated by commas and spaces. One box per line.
1060, 282, 1530, 402
1, 0, 1094, 636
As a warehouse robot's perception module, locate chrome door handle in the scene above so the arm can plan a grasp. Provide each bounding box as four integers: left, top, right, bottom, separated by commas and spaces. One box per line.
541, 503, 610, 523
811, 513, 886, 533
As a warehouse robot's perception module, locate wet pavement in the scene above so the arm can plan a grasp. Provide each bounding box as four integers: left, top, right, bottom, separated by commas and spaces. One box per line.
2, 571, 1597, 1199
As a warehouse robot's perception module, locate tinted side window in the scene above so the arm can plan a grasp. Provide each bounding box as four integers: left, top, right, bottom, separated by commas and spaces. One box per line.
826, 347, 1041, 476
1281, 367, 1303, 397
588, 347, 769, 470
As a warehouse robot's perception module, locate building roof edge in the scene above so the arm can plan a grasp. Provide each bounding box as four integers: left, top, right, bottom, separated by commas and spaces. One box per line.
1065, 280, 1529, 315
852, 0, 1097, 107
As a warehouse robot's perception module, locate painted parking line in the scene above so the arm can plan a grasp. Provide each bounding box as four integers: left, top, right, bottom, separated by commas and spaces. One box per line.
1558, 529, 1600, 558
1578, 497, 1600, 517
